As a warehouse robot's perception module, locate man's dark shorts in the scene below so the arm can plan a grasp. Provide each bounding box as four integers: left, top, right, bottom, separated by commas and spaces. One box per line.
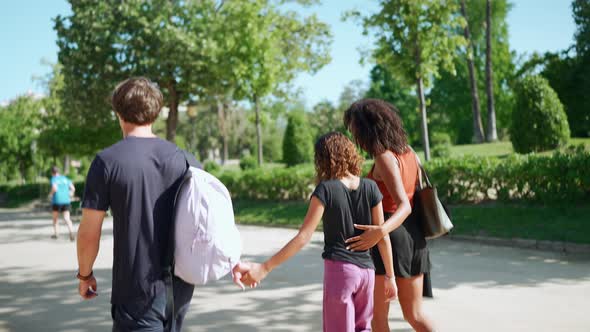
111, 277, 194, 332
52, 204, 70, 212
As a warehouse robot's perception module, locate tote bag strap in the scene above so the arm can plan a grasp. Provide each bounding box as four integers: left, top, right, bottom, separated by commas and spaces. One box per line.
408, 146, 432, 189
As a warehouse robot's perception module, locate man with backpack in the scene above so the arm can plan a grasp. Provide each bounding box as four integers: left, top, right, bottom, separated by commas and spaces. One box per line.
76, 77, 251, 331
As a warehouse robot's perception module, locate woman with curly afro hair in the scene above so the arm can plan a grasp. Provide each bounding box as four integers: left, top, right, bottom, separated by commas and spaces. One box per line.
344, 99, 435, 332
243, 132, 396, 332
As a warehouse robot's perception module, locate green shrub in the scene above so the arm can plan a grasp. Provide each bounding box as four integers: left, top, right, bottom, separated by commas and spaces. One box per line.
283, 111, 313, 167
218, 164, 315, 200
203, 160, 220, 173
431, 132, 452, 146
430, 132, 452, 159
4, 151, 589, 206
426, 149, 590, 204
511, 75, 570, 153
239, 155, 258, 171
0, 181, 85, 208
432, 145, 451, 159
219, 150, 590, 204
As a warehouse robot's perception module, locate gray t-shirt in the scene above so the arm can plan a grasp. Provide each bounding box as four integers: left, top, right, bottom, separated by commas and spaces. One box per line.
312, 178, 383, 269
82, 136, 200, 306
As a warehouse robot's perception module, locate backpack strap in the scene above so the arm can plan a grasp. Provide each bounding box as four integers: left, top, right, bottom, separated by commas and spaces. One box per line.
163, 150, 200, 331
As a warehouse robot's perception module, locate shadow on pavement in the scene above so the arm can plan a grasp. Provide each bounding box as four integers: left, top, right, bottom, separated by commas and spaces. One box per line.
428, 238, 590, 290
1, 215, 590, 331
0, 267, 113, 332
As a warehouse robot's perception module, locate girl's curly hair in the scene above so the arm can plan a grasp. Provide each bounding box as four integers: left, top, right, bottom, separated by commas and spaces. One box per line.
314, 132, 363, 183
343, 98, 409, 156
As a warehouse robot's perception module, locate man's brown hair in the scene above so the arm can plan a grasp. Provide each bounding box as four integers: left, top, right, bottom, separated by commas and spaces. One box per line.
314, 132, 364, 183
111, 77, 163, 125
343, 98, 409, 156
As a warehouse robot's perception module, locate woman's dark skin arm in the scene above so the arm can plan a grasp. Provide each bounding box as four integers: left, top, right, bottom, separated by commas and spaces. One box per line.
345, 151, 412, 251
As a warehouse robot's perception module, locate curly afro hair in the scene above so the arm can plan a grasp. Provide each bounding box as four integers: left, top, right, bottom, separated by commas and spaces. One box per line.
314, 132, 363, 183
343, 98, 409, 156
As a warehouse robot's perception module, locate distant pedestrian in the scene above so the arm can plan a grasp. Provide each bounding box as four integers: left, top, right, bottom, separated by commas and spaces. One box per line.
49, 166, 75, 241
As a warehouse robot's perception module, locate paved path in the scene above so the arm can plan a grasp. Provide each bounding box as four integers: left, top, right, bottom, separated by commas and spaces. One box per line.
1, 210, 589, 331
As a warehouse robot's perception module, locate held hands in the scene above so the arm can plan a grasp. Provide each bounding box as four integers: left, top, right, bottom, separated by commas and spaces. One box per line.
384, 276, 398, 302
240, 262, 270, 288
231, 261, 268, 290
345, 224, 385, 251
232, 262, 254, 290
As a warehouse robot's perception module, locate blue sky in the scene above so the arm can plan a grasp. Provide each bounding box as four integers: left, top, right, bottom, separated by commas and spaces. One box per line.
0, 0, 577, 106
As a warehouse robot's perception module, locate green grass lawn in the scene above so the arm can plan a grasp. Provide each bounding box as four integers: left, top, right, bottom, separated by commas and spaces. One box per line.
449, 141, 514, 157
233, 200, 310, 228
233, 199, 590, 244
448, 203, 590, 244
570, 137, 590, 147
415, 137, 590, 160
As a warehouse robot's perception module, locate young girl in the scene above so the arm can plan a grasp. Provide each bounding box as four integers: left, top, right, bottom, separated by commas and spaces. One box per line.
242, 132, 396, 332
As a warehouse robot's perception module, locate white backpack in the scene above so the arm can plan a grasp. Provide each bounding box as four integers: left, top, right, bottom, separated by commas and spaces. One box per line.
172, 166, 242, 285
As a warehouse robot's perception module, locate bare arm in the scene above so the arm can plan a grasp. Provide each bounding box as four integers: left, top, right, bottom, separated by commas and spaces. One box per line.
377, 152, 412, 234
372, 203, 394, 278
346, 152, 412, 251
242, 197, 324, 284
77, 208, 105, 299
373, 202, 398, 301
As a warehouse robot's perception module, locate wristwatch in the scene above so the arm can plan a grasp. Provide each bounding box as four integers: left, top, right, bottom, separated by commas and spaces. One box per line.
77, 270, 93, 281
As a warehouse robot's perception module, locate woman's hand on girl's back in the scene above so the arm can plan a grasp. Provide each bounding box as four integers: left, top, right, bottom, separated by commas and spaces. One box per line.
345, 224, 385, 251
384, 277, 398, 302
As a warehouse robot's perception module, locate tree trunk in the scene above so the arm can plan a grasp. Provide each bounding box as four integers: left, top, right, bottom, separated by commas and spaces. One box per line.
216, 98, 229, 165
222, 100, 230, 164
63, 154, 71, 175
166, 80, 179, 142
461, 0, 485, 143
190, 116, 197, 153
414, 40, 431, 161
485, 0, 498, 142
253, 95, 263, 166
19, 160, 26, 185
416, 76, 431, 161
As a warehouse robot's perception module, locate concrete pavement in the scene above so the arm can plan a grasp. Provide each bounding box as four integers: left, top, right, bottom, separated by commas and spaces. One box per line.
0, 210, 589, 331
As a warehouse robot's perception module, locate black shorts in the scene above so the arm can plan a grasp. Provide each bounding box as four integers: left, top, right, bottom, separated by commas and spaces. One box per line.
52, 204, 70, 212
372, 211, 431, 277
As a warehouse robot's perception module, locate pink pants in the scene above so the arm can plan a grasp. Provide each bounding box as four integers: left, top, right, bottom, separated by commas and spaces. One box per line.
323, 259, 375, 332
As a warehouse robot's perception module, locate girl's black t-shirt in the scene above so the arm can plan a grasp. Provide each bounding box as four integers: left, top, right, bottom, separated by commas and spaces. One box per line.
312, 178, 383, 269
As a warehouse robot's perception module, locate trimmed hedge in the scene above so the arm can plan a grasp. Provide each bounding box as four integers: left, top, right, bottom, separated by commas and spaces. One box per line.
0, 181, 85, 208
216, 164, 315, 201
239, 155, 258, 170
214, 149, 590, 204
3, 150, 588, 206
426, 150, 590, 203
